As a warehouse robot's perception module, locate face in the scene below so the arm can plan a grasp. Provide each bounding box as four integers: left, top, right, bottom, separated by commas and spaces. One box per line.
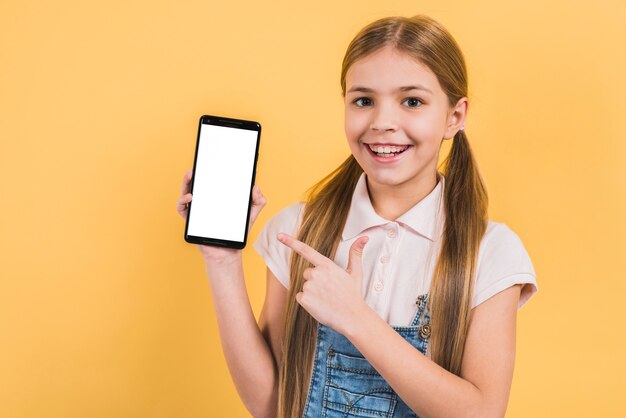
344, 45, 467, 191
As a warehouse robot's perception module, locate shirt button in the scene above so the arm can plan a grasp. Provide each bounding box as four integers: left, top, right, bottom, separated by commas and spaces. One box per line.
380, 255, 390, 264
386, 229, 397, 238
374, 281, 384, 291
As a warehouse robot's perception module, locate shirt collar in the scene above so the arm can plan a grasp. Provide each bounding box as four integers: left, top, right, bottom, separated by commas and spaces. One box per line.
341, 172, 445, 242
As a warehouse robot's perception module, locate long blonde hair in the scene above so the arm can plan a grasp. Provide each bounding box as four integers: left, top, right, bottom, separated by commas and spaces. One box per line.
278, 15, 488, 418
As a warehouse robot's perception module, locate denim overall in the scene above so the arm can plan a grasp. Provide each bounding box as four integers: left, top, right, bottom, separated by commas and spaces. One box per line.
302, 292, 431, 418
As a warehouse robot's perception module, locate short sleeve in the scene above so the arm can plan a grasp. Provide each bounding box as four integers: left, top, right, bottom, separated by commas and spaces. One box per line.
252, 202, 305, 289
472, 222, 538, 310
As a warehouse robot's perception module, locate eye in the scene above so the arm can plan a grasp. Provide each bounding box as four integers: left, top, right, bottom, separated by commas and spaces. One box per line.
353, 97, 373, 107
403, 97, 424, 107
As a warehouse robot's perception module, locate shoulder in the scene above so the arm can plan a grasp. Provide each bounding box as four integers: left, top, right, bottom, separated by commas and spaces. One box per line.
266, 201, 306, 231
479, 221, 535, 266
255, 200, 306, 242
473, 220, 538, 309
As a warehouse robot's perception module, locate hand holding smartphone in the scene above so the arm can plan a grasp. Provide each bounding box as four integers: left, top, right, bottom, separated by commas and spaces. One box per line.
182, 115, 262, 250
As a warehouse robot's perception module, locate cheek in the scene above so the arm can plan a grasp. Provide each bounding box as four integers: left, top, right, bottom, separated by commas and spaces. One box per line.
404, 112, 446, 142
344, 110, 368, 141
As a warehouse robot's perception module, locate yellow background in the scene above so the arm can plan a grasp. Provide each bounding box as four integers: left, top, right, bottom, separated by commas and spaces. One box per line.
1, 0, 624, 416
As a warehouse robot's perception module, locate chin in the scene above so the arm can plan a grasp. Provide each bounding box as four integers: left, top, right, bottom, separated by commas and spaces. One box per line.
364, 169, 411, 185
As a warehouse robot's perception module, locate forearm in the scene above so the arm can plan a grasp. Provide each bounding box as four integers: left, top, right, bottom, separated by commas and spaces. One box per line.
204, 255, 277, 418
345, 306, 488, 418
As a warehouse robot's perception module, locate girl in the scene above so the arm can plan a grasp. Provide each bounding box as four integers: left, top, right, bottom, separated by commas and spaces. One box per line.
177, 15, 537, 418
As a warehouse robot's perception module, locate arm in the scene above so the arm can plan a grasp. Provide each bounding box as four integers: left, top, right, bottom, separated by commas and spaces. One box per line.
177, 170, 284, 417
205, 257, 287, 418
344, 284, 522, 418
205, 256, 275, 418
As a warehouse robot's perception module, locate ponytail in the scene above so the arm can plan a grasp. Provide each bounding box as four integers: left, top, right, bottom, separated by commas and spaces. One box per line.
429, 128, 488, 374
278, 156, 363, 418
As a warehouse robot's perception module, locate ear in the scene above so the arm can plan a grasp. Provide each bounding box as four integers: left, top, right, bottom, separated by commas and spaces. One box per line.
443, 97, 469, 140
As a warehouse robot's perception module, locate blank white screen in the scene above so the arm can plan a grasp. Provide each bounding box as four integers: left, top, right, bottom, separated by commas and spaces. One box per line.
187, 123, 258, 242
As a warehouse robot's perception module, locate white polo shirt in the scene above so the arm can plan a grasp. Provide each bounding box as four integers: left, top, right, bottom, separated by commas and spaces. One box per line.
253, 172, 538, 330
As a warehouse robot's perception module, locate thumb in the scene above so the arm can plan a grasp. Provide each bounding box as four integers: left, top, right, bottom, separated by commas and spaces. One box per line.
346, 236, 368, 278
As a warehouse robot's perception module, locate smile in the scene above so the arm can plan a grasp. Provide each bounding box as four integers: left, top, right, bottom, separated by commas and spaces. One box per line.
363, 143, 413, 162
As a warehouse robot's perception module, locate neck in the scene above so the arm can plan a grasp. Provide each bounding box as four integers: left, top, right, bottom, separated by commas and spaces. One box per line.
366, 171, 440, 221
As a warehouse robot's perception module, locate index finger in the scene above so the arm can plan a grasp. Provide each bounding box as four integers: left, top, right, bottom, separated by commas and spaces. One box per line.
277, 233, 329, 267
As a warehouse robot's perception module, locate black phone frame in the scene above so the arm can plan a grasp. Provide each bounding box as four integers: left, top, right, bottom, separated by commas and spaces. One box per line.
184, 114, 261, 249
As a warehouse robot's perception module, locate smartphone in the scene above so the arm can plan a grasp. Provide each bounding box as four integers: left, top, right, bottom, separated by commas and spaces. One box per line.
184, 115, 261, 249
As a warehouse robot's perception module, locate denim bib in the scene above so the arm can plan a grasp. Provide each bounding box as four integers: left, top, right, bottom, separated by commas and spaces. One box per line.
302, 292, 431, 418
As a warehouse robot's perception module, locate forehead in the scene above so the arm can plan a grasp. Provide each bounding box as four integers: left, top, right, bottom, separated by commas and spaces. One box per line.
345, 46, 442, 94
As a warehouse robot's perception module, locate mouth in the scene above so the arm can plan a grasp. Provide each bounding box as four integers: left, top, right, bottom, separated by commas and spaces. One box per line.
363, 143, 413, 158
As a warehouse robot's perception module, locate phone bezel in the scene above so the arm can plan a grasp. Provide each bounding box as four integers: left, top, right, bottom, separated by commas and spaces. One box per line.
184, 114, 261, 249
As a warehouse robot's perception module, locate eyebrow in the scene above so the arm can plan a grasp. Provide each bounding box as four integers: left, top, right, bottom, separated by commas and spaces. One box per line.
347, 85, 433, 95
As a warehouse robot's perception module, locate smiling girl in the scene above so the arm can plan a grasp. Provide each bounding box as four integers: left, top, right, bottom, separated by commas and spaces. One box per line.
177, 14, 537, 418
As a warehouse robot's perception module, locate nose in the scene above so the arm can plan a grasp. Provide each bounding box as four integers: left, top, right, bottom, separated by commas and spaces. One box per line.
369, 102, 398, 132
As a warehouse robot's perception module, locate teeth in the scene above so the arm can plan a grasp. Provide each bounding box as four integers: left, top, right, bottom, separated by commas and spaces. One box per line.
367, 144, 409, 154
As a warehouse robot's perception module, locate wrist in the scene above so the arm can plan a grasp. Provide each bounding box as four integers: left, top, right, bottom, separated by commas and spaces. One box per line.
343, 301, 375, 340
203, 251, 242, 267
